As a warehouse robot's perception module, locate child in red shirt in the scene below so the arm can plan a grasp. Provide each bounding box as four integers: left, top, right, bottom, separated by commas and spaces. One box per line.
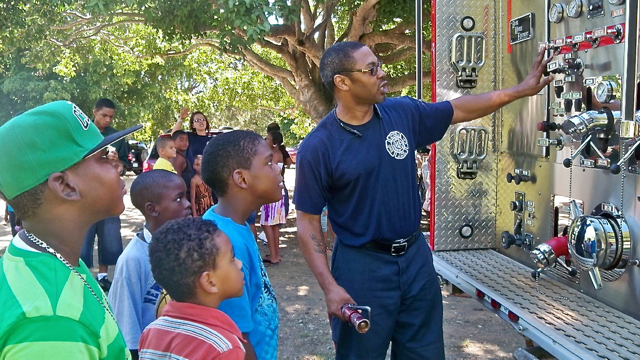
139, 217, 246, 359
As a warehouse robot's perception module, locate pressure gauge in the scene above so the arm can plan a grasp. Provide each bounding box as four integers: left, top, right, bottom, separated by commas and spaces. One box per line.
549, 4, 565, 23
608, 0, 624, 5
595, 81, 618, 103
567, 0, 583, 18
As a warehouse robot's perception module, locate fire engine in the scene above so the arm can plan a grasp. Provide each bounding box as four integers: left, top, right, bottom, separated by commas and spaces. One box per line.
426, 0, 640, 358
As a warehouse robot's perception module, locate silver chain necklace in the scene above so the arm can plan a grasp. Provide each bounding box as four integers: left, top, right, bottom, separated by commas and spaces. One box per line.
24, 231, 116, 321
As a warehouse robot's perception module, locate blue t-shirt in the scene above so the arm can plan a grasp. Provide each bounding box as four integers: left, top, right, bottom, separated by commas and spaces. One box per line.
202, 206, 278, 360
108, 227, 162, 350
6, 204, 13, 213
294, 97, 453, 247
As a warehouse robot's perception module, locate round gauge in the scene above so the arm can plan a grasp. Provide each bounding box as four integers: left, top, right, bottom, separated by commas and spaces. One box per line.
549, 4, 565, 23
595, 81, 617, 103
567, 0, 583, 18
608, 0, 624, 5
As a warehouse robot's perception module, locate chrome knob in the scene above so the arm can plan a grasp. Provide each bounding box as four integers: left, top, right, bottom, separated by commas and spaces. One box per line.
567, 201, 631, 290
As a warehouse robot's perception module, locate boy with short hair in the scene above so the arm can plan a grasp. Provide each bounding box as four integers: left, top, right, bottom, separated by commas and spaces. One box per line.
153, 137, 177, 173
201, 130, 283, 360
138, 217, 246, 359
0, 100, 141, 359
108, 170, 192, 359
170, 130, 195, 200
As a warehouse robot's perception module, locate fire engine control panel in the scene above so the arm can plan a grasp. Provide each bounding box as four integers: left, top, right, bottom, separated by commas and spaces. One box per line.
537, 0, 638, 175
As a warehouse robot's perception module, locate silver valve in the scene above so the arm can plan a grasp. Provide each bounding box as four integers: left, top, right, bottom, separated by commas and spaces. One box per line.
546, 58, 584, 76
567, 201, 631, 290
561, 110, 619, 140
606, 25, 624, 43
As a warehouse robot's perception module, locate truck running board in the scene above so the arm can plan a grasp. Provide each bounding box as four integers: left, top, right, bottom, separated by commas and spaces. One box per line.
433, 250, 640, 360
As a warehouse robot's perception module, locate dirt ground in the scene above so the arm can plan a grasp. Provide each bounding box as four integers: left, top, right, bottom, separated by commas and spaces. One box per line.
0, 171, 526, 359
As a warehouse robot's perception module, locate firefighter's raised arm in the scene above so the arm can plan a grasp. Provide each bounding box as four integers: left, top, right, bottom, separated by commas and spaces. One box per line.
449, 49, 554, 124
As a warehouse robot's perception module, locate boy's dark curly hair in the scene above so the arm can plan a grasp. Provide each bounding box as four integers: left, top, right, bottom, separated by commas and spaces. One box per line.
149, 217, 222, 302
201, 130, 264, 197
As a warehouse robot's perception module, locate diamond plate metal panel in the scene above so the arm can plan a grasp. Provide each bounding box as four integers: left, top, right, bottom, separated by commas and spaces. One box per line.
435, 250, 640, 359
432, 0, 498, 250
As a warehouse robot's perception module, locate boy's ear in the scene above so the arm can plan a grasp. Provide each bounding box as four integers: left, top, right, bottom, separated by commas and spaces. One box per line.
145, 202, 159, 217
232, 169, 249, 190
48, 172, 81, 201
198, 271, 219, 295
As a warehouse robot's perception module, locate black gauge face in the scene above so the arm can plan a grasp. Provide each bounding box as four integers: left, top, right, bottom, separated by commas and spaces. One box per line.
549, 4, 564, 23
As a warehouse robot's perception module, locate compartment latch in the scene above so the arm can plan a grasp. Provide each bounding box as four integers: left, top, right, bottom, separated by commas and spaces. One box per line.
450, 33, 486, 88
454, 126, 488, 179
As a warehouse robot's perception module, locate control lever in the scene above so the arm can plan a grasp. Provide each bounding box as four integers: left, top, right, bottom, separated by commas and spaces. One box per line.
610, 137, 640, 174
585, 87, 593, 111
564, 99, 573, 113
563, 134, 593, 168
574, 99, 583, 112
554, 85, 564, 99
537, 121, 561, 132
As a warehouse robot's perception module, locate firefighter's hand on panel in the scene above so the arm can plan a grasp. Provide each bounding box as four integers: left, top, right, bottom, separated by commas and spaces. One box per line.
515, 49, 554, 97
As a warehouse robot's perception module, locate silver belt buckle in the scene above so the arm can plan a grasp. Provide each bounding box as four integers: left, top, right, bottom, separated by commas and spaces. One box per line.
390, 241, 408, 256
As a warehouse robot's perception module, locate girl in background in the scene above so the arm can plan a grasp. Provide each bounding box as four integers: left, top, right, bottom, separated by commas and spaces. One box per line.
190, 155, 214, 217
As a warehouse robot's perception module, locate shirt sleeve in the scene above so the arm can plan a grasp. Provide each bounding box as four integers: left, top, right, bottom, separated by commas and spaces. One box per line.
292, 137, 331, 215
108, 255, 145, 350
413, 99, 454, 149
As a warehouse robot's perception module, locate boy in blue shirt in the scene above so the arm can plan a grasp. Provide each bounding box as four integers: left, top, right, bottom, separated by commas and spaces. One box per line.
201, 130, 283, 360
108, 170, 192, 359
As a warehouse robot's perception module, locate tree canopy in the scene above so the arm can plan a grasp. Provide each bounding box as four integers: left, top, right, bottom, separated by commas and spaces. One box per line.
0, 0, 430, 142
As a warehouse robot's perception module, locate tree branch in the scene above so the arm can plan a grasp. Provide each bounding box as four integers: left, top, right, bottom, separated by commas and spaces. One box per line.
241, 46, 294, 81
55, 19, 145, 46
387, 71, 431, 93
377, 46, 415, 64
347, 0, 381, 41
300, 0, 314, 33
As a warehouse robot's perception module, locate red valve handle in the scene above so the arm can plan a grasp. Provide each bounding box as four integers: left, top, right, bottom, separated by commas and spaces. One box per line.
546, 235, 569, 258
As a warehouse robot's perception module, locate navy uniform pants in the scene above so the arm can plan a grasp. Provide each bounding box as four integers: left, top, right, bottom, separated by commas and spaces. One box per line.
330, 233, 444, 360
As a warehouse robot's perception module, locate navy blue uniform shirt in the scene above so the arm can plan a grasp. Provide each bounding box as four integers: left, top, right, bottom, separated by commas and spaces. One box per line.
294, 97, 453, 247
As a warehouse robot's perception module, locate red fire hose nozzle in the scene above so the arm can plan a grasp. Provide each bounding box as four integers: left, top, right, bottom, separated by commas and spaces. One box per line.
341, 304, 371, 333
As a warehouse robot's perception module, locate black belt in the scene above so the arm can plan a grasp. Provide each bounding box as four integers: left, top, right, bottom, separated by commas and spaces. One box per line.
363, 232, 419, 256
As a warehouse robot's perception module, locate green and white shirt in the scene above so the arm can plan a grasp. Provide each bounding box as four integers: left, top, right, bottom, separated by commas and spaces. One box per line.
0, 237, 130, 359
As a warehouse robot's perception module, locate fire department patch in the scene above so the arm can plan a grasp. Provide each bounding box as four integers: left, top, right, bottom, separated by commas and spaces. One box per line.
385, 131, 409, 159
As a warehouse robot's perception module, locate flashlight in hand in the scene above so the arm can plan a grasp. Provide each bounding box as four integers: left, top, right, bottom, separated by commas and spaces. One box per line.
341, 304, 371, 333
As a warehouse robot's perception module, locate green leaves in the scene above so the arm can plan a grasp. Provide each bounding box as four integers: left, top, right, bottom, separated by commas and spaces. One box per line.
0, 0, 431, 137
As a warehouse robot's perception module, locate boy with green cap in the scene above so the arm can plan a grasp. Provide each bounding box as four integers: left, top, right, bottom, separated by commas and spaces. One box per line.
0, 100, 141, 359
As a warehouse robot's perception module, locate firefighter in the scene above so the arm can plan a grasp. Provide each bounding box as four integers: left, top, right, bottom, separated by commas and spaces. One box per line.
294, 41, 552, 360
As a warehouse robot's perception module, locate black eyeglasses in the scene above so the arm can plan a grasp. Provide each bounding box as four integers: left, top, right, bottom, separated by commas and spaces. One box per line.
341, 61, 383, 77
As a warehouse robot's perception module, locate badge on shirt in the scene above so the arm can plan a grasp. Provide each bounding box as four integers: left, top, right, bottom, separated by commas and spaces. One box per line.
385, 131, 409, 159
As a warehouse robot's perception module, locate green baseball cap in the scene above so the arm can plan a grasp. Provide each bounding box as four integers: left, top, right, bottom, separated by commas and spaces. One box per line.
0, 100, 142, 200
